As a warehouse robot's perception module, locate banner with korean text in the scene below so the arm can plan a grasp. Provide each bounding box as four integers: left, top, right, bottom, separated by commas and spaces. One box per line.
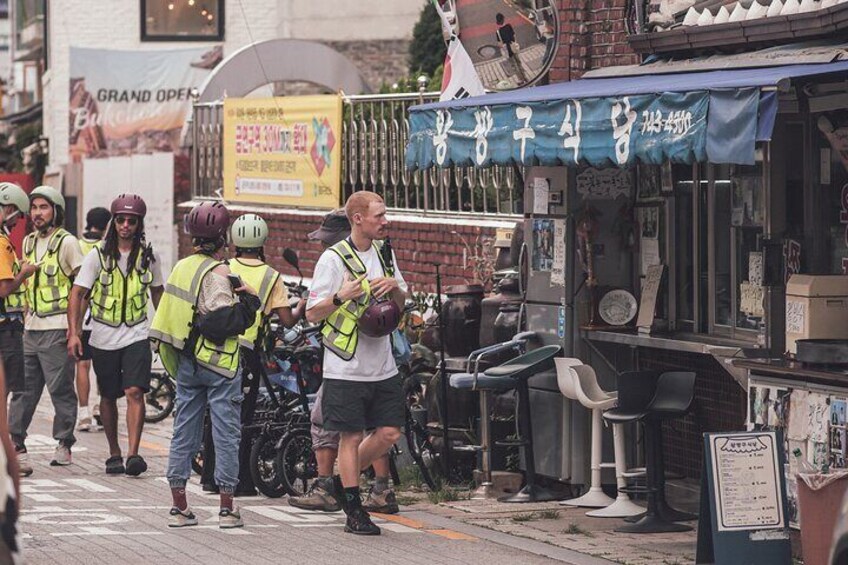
406, 91, 715, 170
223, 95, 343, 209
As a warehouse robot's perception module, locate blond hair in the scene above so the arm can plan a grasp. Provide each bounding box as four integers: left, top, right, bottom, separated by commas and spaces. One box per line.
345, 191, 384, 221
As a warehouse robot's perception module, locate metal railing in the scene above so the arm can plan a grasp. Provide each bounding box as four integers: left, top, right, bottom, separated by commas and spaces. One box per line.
190, 92, 521, 218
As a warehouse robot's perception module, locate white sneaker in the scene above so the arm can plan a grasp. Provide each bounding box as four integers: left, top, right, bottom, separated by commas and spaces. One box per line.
219, 506, 244, 529
77, 406, 92, 432
16, 450, 32, 477
168, 507, 198, 528
50, 444, 72, 466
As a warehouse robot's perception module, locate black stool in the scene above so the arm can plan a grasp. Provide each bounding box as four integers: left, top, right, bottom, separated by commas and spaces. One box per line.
604, 371, 696, 533
478, 345, 563, 503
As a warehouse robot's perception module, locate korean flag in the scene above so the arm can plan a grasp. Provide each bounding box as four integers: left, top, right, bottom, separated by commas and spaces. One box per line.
440, 36, 485, 102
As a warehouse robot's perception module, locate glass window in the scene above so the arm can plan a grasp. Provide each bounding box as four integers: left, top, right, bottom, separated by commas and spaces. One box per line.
674, 165, 694, 325
142, 0, 223, 41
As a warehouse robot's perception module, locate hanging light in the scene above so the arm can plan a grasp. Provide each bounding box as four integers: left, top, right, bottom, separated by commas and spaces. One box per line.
207, 13, 213, 21
188, 0, 195, 5
168, 2, 174, 10
201, 6, 208, 16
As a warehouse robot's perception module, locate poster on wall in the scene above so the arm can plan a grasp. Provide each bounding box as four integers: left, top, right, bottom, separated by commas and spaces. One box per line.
69, 46, 217, 161
532, 219, 555, 272
222, 96, 343, 209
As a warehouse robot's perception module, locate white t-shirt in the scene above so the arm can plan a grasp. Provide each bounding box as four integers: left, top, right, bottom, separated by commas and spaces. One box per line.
74, 247, 164, 351
307, 243, 407, 383
24, 231, 84, 332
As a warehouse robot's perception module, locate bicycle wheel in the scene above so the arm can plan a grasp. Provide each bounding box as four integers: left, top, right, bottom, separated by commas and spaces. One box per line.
404, 412, 441, 491
250, 430, 286, 498
192, 448, 204, 476
274, 428, 317, 497
145, 373, 175, 424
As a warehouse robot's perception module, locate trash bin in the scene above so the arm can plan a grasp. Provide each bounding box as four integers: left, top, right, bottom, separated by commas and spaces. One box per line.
796, 471, 848, 565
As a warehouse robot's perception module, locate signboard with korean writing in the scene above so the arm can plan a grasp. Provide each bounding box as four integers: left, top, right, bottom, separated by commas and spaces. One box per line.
406, 91, 709, 170
223, 95, 343, 209
696, 431, 791, 565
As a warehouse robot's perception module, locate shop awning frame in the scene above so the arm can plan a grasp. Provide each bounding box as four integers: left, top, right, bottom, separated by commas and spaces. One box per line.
405, 61, 848, 171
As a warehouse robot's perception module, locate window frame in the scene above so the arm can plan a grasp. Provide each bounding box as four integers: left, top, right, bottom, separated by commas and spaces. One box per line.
140, 0, 224, 42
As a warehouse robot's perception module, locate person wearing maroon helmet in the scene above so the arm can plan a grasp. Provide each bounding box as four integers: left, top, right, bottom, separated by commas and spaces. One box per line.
306, 192, 407, 535
68, 194, 164, 477
150, 201, 259, 529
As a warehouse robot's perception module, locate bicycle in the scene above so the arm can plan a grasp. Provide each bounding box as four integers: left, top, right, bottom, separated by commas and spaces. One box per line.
145, 355, 176, 424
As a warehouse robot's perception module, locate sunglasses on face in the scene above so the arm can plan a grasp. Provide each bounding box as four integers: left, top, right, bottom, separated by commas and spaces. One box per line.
115, 216, 138, 226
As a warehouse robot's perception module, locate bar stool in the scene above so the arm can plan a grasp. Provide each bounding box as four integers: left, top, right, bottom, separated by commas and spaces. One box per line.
449, 333, 536, 498
481, 345, 563, 502
604, 371, 696, 533
561, 364, 644, 517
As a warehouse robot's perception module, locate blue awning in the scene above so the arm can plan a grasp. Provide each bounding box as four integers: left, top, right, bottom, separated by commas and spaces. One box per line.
405, 61, 848, 171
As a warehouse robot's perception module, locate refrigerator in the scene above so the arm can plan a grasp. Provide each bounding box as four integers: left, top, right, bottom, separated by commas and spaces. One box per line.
518, 166, 588, 485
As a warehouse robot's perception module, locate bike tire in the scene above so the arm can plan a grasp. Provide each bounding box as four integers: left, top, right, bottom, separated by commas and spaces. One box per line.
250, 430, 286, 498
389, 447, 401, 486
191, 448, 204, 476
274, 428, 318, 497
144, 373, 175, 424
404, 416, 440, 491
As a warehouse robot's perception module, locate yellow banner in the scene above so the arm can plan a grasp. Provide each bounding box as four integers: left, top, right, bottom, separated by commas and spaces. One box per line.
223, 95, 342, 208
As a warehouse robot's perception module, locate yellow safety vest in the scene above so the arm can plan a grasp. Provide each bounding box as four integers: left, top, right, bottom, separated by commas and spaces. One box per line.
320, 240, 391, 361
0, 234, 24, 321
149, 254, 240, 379
228, 259, 280, 350
78, 237, 100, 256
23, 228, 74, 318
89, 247, 154, 327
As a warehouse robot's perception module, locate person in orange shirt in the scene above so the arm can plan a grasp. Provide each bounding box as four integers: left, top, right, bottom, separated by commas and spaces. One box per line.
0, 183, 38, 476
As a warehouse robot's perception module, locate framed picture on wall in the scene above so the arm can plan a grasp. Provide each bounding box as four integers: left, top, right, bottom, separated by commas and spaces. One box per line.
636, 164, 663, 202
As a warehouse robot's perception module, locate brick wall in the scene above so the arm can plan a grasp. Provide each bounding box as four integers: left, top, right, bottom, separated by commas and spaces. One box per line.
550, 0, 640, 83
638, 350, 748, 479
177, 203, 515, 294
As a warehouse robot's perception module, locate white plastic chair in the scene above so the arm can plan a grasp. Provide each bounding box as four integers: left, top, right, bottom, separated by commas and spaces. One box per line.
559, 363, 643, 517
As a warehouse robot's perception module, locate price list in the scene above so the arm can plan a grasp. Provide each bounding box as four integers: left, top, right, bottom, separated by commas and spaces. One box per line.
709, 433, 784, 532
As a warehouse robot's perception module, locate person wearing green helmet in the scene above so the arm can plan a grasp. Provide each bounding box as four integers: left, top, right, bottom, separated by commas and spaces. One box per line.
0, 182, 35, 485
202, 213, 303, 495
8, 184, 84, 470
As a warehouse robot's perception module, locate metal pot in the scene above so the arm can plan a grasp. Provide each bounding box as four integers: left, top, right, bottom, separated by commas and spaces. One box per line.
441, 284, 485, 357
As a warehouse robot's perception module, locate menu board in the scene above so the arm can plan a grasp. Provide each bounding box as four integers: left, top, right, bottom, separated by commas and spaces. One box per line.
709, 432, 785, 532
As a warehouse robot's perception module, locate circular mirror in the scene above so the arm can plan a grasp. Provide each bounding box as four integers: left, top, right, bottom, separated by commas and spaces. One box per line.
451, 0, 559, 91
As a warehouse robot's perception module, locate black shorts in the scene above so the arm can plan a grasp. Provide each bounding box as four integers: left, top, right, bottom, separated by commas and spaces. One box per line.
321, 374, 405, 432
91, 340, 152, 400
78, 330, 93, 361
0, 325, 24, 393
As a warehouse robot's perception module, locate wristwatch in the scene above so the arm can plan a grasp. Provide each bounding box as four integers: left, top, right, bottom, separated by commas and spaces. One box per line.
332, 293, 343, 306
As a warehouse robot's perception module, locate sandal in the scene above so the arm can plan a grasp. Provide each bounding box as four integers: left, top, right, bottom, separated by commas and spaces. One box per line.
105, 455, 125, 475
125, 455, 148, 477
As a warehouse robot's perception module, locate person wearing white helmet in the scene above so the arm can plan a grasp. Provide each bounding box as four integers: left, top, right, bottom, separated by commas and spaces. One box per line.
203, 213, 304, 495
8, 185, 84, 469
0, 182, 34, 488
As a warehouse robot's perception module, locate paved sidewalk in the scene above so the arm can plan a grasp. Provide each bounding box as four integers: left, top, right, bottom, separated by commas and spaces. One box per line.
18, 400, 610, 565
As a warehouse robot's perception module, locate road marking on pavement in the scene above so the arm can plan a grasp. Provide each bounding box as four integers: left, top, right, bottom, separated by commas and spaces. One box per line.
21, 512, 131, 526
50, 526, 163, 537
25, 434, 88, 454
28, 494, 61, 502
246, 505, 339, 524
64, 479, 115, 492
428, 529, 478, 541
371, 513, 426, 529
138, 439, 169, 454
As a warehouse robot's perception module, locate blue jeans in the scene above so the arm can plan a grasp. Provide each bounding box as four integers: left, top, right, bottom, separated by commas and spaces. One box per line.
167, 354, 243, 493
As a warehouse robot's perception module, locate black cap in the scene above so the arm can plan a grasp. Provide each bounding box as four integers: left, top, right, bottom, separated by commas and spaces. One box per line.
86, 207, 111, 231
308, 209, 350, 246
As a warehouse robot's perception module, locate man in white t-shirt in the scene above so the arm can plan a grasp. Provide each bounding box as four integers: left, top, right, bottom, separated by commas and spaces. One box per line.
68, 194, 164, 477
306, 191, 407, 536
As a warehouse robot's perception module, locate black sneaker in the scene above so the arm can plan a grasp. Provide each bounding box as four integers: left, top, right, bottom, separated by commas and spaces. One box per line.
344, 508, 381, 536
125, 455, 148, 477
105, 455, 125, 475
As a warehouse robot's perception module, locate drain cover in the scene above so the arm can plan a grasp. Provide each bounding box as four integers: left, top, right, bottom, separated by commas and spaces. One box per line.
478, 45, 500, 60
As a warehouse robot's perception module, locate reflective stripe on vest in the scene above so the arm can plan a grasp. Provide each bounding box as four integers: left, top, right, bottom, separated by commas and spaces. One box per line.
149, 254, 239, 379
78, 237, 100, 257
229, 260, 279, 350
23, 229, 73, 318
0, 234, 24, 320
319, 240, 392, 361
89, 247, 154, 328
